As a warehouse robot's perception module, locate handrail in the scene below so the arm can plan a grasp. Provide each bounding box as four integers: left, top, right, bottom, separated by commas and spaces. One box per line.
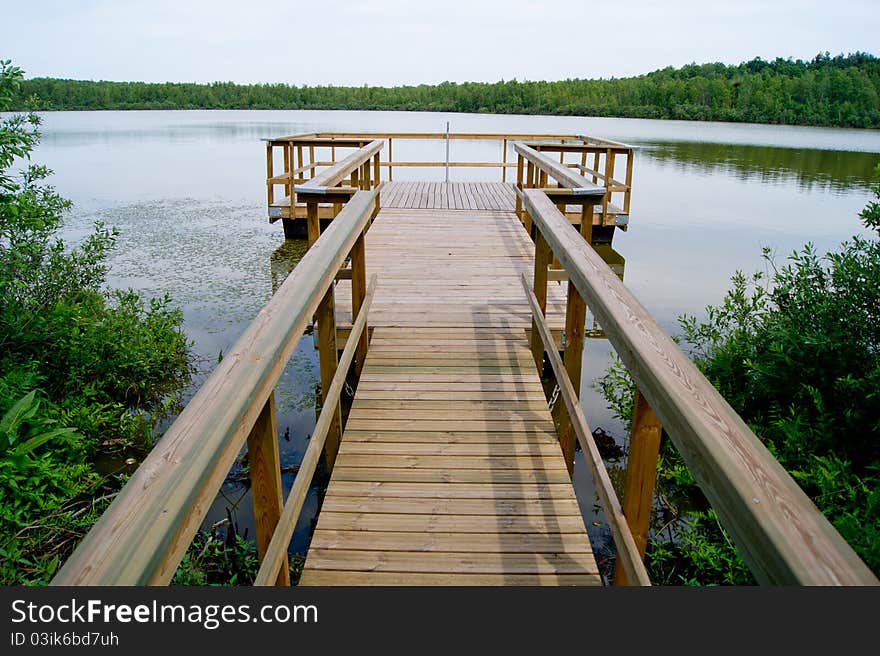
512, 142, 605, 195
295, 139, 384, 193
255, 274, 378, 585
521, 273, 650, 586
521, 188, 878, 585
52, 189, 379, 585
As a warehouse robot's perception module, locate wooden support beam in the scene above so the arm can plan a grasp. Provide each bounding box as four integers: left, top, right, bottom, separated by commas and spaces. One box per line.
602, 148, 614, 223
351, 232, 368, 378
388, 137, 393, 181
266, 142, 275, 207
307, 201, 320, 246
515, 154, 524, 221
530, 231, 550, 370
624, 151, 635, 215
316, 287, 342, 470
559, 281, 586, 476
581, 202, 594, 244
246, 392, 290, 586
614, 389, 662, 586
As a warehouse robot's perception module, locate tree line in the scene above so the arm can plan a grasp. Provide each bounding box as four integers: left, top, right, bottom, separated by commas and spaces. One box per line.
8, 52, 880, 129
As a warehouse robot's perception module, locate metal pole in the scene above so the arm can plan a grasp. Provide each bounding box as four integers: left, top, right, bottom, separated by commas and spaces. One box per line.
445, 121, 450, 183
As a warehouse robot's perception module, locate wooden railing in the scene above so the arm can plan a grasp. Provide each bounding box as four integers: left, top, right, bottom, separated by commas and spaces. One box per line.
521, 187, 878, 586
294, 140, 384, 245
265, 132, 635, 233
52, 189, 380, 585
512, 141, 606, 241
512, 140, 631, 233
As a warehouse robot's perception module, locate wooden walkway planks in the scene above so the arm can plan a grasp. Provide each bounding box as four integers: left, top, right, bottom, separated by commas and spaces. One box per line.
380, 181, 517, 211
299, 326, 599, 586
334, 206, 567, 334
300, 183, 598, 586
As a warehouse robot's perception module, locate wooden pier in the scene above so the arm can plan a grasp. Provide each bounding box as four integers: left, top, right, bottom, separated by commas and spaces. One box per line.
52, 132, 878, 587
301, 190, 594, 584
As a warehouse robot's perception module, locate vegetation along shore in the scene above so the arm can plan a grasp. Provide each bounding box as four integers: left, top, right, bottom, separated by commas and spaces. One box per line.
9, 52, 880, 129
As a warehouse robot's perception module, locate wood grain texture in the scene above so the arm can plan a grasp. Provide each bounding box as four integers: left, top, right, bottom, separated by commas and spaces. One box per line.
52, 191, 378, 586
253, 275, 378, 586
615, 389, 662, 586
333, 205, 568, 336
522, 275, 651, 586
300, 326, 598, 586
246, 393, 290, 585
523, 188, 878, 585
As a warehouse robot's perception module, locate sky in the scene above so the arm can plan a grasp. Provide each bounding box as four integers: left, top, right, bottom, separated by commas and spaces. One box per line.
2, 0, 878, 86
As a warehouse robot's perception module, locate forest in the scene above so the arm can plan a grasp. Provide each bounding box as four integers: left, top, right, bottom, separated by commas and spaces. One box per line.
9, 52, 880, 128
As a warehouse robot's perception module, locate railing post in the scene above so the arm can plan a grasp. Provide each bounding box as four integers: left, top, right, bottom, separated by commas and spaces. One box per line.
316, 286, 343, 469
515, 154, 524, 222
309, 145, 316, 179
602, 148, 614, 224
581, 201, 594, 244
558, 281, 586, 476
624, 149, 634, 216
524, 160, 535, 233
373, 152, 380, 187
351, 166, 360, 190
530, 230, 551, 370
307, 201, 320, 246
282, 143, 291, 199
388, 137, 393, 181
615, 389, 663, 586
502, 138, 508, 183
351, 231, 369, 378
266, 142, 275, 207
246, 391, 290, 586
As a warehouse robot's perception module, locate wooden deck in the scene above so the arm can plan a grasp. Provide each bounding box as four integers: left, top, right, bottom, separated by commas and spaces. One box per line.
334, 206, 567, 334
300, 185, 598, 585
381, 181, 517, 210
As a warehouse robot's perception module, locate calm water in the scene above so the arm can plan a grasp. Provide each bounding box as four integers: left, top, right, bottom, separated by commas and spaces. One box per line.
34, 110, 880, 568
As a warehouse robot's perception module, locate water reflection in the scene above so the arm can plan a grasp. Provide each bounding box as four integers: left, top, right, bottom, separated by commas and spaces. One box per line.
200, 235, 321, 560
641, 141, 879, 193
270, 238, 309, 293
584, 244, 625, 340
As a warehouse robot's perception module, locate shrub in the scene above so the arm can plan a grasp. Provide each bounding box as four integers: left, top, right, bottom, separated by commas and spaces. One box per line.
596, 167, 880, 583
0, 60, 192, 584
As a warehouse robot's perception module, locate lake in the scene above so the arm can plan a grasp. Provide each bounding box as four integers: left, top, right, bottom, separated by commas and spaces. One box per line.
33, 109, 880, 568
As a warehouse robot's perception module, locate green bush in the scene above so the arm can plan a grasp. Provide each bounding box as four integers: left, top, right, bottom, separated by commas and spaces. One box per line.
596, 167, 880, 583
0, 60, 192, 584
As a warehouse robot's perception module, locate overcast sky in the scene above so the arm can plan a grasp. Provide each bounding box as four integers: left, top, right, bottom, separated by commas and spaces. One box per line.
2, 0, 878, 86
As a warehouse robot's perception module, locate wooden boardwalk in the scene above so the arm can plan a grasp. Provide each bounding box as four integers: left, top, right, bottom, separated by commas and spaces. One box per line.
300, 183, 599, 585
381, 181, 516, 211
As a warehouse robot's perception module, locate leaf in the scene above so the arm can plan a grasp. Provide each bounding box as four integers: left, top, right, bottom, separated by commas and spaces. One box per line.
0, 390, 39, 445
14, 427, 78, 456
